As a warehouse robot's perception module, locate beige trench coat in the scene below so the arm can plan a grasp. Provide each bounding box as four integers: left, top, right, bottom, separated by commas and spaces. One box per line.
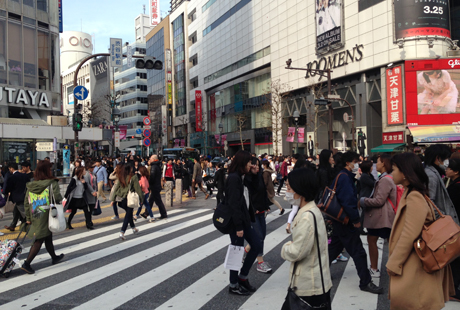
386, 189, 454, 310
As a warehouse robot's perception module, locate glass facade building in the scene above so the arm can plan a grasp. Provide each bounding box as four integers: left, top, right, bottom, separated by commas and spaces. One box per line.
0, 0, 61, 118
172, 14, 186, 117
452, 1, 460, 42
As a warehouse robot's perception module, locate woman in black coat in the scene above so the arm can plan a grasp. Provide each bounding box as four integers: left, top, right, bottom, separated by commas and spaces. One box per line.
226, 150, 262, 296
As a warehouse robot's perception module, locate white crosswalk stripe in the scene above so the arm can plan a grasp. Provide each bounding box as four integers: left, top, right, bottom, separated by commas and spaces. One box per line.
0, 206, 457, 310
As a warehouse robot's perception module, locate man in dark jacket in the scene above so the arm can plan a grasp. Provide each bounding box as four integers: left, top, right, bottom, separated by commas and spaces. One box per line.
214, 163, 226, 207
148, 155, 167, 219
328, 151, 383, 294
4, 162, 31, 231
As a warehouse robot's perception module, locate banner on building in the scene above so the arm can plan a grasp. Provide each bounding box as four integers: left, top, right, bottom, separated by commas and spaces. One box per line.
215, 135, 220, 145
180, 139, 185, 147
150, 0, 160, 26
386, 66, 404, 125
394, 0, 450, 40
58, 0, 63, 33
316, 0, 343, 54
174, 139, 180, 147
297, 128, 305, 143
286, 127, 295, 142
109, 38, 122, 68
127, 46, 133, 68
110, 126, 128, 140
195, 90, 203, 132
221, 135, 227, 145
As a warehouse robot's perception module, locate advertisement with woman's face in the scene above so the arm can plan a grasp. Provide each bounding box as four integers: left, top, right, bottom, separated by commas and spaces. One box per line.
417, 69, 460, 115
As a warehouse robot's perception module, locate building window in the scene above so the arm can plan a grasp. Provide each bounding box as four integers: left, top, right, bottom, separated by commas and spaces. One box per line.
24, 0, 35, 8
190, 77, 198, 89
358, 0, 385, 12
38, 30, 50, 90
203, 0, 251, 37
37, 0, 47, 12
189, 31, 197, 44
8, 21, 22, 87
0, 20, 6, 84
190, 54, 198, 67
23, 25, 37, 88
202, 0, 218, 12
188, 8, 197, 22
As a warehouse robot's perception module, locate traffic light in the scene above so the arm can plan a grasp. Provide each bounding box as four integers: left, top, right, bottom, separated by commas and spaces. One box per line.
135, 57, 163, 70
73, 113, 83, 132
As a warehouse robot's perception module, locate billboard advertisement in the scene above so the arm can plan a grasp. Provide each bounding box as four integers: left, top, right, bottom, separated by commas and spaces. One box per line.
405, 59, 460, 126
394, 0, 450, 40
316, 0, 343, 53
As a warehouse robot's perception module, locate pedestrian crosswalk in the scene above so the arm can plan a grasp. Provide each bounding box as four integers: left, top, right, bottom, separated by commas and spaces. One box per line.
0, 206, 457, 310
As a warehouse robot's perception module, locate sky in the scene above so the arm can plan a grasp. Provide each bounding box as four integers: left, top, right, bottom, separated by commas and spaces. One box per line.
62, 0, 171, 53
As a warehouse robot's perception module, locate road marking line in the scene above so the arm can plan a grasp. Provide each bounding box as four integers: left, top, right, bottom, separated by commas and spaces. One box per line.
2, 209, 210, 293
74, 214, 288, 310
155, 216, 289, 310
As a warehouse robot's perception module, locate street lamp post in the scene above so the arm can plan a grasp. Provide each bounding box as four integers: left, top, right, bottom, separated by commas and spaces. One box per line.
219, 123, 223, 156
112, 106, 121, 158
293, 110, 299, 154
285, 59, 334, 150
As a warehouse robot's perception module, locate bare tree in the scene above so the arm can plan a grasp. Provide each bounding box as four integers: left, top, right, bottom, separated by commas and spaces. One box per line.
233, 112, 249, 149
80, 96, 111, 127
261, 80, 292, 155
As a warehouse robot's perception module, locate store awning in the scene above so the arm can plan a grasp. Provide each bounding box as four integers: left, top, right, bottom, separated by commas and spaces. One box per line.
408, 125, 460, 143
371, 143, 406, 153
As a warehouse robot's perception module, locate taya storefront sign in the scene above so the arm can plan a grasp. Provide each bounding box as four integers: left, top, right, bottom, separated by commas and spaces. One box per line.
0, 87, 49, 107
306, 44, 364, 81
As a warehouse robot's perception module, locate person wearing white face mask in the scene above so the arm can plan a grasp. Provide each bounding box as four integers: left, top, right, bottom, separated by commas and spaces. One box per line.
424, 144, 459, 225
328, 151, 383, 294
281, 167, 332, 308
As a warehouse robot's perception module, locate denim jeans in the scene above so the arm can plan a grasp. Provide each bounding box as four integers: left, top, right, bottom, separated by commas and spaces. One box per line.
136, 193, 154, 218
112, 201, 119, 217
252, 213, 267, 257
229, 225, 262, 285
118, 199, 135, 233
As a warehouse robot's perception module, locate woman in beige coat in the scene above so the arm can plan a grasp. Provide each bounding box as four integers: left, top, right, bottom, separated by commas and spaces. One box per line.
387, 153, 454, 310
281, 168, 332, 308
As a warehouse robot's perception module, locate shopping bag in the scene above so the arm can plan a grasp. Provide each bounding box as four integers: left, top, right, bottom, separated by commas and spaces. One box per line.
48, 184, 66, 233
223, 245, 244, 271
92, 200, 102, 216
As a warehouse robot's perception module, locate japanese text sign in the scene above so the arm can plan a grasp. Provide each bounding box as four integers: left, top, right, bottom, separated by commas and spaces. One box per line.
387, 66, 403, 125
382, 131, 404, 144
110, 38, 123, 68
195, 90, 203, 132
150, 0, 160, 26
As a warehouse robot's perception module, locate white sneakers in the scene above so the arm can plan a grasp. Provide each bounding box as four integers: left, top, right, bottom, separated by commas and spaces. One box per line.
369, 267, 380, 278
332, 253, 348, 264
119, 228, 139, 240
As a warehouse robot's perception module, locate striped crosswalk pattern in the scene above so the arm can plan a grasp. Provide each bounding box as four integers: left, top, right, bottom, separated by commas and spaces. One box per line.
0, 206, 457, 310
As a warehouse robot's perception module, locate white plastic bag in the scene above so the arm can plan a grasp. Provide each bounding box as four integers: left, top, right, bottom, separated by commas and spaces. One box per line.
48, 184, 66, 233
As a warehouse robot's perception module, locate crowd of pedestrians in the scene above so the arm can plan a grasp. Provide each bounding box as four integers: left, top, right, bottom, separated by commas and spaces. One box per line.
219, 145, 460, 309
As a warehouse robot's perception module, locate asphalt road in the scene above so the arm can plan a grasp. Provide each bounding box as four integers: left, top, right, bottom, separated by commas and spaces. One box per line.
0, 186, 457, 310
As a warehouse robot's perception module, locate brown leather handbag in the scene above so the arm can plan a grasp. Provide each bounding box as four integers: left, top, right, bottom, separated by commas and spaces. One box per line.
414, 196, 460, 273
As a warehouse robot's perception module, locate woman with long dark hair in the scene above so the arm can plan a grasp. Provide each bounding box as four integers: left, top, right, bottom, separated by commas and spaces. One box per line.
226, 150, 262, 295
387, 152, 454, 309
424, 144, 459, 224
245, 158, 272, 273
21, 161, 65, 274
113, 164, 144, 240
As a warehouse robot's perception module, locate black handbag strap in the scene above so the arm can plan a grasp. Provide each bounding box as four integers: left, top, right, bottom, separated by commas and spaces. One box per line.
289, 210, 326, 295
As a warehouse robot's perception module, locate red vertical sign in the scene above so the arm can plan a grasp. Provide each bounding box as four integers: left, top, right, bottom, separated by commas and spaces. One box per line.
195, 90, 202, 132
386, 66, 403, 125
